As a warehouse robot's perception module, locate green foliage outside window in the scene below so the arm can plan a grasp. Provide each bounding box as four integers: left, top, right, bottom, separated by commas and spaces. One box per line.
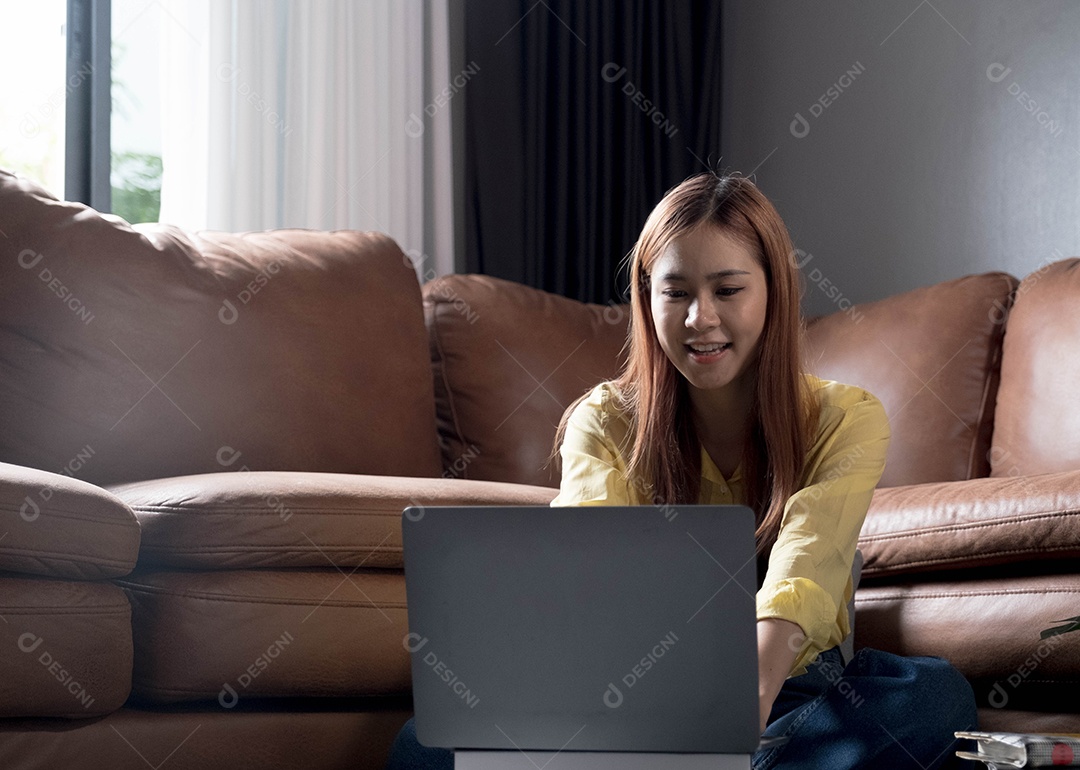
110, 150, 161, 224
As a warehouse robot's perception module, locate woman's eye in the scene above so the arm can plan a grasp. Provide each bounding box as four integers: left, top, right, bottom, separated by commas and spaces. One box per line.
662, 290, 686, 298
717, 287, 743, 297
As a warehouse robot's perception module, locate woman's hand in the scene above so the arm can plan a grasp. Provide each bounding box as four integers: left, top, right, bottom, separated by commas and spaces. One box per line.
756, 618, 805, 733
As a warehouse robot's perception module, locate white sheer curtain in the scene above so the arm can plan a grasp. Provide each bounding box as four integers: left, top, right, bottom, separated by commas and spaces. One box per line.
158, 0, 457, 277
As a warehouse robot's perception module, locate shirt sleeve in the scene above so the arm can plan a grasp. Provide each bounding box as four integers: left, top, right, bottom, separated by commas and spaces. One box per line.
549, 387, 635, 507
755, 389, 890, 676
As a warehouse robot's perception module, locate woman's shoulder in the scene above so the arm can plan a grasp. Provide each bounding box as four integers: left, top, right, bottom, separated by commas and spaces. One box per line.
801, 374, 889, 437
567, 381, 633, 437
573, 380, 631, 419
802, 373, 882, 408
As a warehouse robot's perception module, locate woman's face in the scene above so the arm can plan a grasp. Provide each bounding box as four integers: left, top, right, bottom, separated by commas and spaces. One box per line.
649, 224, 768, 402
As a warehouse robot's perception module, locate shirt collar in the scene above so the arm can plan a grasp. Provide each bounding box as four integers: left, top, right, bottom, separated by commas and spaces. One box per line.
701, 446, 742, 485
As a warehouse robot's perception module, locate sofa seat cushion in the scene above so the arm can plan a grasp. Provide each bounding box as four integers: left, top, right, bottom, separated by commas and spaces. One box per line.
0, 169, 442, 485
992, 257, 1080, 477
424, 275, 629, 488
977, 709, 1080, 736
0, 462, 140, 579
107, 471, 557, 570
804, 271, 1017, 487
855, 574, 1080, 705
0, 577, 132, 717
859, 470, 1080, 579
117, 569, 411, 703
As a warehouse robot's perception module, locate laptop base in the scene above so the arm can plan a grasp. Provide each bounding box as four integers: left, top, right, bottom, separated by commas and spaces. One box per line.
454, 751, 752, 769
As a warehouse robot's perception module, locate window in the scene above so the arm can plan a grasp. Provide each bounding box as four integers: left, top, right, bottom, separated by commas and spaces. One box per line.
111, 0, 162, 223
0, 0, 162, 223
0, 0, 68, 198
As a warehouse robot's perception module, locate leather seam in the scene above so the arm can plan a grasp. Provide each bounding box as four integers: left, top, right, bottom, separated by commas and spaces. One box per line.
857, 587, 1080, 601
139, 544, 401, 553
974, 678, 1080, 686
132, 682, 403, 698
862, 542, 1080, 573
0, 605, 131, 615
860, 508, 1080, 541
0, 545, 135, 566
0, 505, 138, 527
116, 581, 406, 609
129, 505, 401, 515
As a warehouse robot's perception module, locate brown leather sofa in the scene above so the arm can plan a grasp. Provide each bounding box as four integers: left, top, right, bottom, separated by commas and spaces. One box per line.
1, 167, 1077, 768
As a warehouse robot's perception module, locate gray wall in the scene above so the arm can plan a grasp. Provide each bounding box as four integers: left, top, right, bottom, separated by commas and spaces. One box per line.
722, 0, 1080, 317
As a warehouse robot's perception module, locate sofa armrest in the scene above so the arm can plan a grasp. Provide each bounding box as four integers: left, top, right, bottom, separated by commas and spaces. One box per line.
859, 470, 1080, 580
0, 462, 140, 579
107, 471, 557, 571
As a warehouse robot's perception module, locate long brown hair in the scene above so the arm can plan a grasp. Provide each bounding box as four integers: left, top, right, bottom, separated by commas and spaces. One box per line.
553, 173, 819, 557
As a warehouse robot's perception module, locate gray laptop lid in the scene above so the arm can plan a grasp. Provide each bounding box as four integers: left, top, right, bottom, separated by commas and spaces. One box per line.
401, 505, 761, 754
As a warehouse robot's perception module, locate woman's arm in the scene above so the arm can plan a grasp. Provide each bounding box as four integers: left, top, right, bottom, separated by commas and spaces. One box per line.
550, 385, 635, 507
757, 618, 805, 732
756, 389, 889, 677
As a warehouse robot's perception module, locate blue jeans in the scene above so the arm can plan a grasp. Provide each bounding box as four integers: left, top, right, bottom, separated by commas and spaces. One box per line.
384, 647, 978, 770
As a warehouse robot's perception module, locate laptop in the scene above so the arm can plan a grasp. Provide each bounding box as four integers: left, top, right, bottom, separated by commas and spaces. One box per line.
401, 504, 773, 761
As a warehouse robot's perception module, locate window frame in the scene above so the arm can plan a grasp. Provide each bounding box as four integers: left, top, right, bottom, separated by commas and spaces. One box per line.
65, 0, 111, 210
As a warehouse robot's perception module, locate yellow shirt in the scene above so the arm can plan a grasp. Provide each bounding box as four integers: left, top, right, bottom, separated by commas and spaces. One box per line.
550, 375, 890, 676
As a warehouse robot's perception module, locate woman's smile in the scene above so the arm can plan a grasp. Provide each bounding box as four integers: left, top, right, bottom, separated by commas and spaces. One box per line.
685, 340, 732, 363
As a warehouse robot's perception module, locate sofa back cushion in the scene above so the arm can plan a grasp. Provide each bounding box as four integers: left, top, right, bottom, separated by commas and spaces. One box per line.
991, 258, 1080, 477
427, 270, 1017, 491
804, 271, 1016, 487
424, 275, 628, 488
0, 170, 441, 485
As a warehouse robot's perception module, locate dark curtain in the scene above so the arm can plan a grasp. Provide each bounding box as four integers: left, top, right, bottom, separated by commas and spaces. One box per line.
464, 0, 723, 304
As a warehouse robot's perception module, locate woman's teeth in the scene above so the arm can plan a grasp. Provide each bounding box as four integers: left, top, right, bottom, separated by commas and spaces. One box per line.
687, 343, 731, 354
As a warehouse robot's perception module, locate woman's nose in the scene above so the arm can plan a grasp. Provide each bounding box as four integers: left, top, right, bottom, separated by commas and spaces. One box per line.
686, 297, 720, 329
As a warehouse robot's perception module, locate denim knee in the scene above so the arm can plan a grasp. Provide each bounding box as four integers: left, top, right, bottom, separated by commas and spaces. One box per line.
837, 650, 978, 770
385, 717, 454, 770
907, 655, 978, 731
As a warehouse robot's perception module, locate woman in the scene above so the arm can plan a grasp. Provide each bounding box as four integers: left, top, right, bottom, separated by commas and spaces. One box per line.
386, 173, 977, 770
